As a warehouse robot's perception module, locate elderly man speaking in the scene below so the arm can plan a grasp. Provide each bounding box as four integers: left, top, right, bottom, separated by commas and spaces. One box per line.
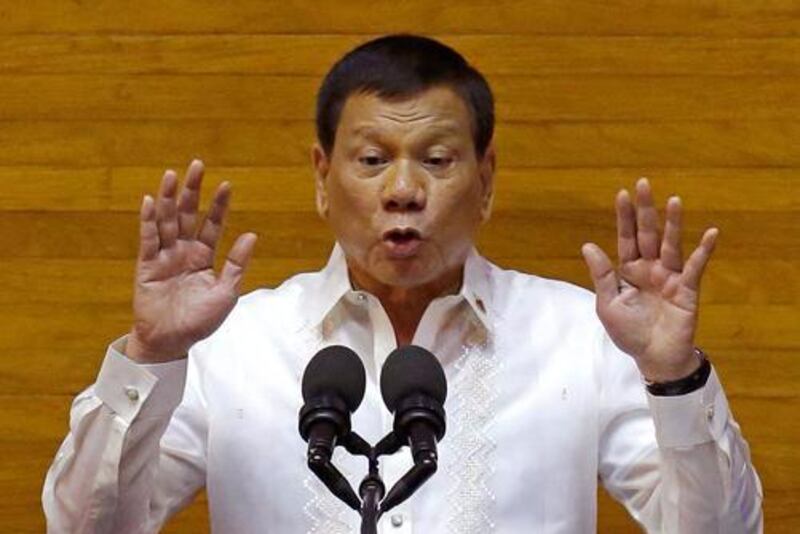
43, 35, 762, 533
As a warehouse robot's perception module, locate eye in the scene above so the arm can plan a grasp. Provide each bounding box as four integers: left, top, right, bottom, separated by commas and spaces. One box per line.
358, 155, 388, 167
423, 155, 454, 168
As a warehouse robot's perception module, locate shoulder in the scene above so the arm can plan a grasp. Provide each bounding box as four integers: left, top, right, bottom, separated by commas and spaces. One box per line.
227, 268, 326, 329
489, 260, 598, 324
193, 266, 327, 353
483, 259, 610, 361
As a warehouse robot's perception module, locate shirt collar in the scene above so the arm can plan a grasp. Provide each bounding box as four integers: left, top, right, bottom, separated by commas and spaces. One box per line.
303, 242, 494, 332
302, 242, 353, 329
460, 246, 494, 332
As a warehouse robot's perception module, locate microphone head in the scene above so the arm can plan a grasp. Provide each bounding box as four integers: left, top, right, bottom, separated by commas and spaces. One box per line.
301, 345, 366, 412
380, 345, 447, 412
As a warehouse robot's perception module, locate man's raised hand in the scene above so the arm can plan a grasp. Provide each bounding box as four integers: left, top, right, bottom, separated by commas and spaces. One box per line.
126, 160, 258, 363
581, 178, 718, 382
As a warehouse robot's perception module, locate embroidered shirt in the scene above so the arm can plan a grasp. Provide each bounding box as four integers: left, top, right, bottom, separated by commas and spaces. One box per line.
43, 244, 763, 533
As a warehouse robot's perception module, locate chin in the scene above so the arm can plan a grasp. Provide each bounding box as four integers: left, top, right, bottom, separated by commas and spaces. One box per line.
373, 256, 439, 288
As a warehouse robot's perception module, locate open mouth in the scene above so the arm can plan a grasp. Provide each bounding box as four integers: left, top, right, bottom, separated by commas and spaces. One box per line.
382, 228, 423, 258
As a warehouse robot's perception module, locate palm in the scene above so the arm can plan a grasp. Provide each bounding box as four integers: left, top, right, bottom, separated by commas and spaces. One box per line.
129, 161, 257, 362
602, 258, 697, 365
134, 242, 228, 346
582, 179, 717, 382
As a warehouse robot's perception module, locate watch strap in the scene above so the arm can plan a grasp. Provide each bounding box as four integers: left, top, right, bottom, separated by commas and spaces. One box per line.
645, 348, 711, 396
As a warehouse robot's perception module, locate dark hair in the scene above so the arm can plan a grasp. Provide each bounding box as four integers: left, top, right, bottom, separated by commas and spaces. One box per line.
315, 34, 494, 158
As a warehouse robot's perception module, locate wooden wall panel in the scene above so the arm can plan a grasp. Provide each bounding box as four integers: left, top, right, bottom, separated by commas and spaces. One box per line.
2, 1, 800, 36
4, 121, 800, 168
4, 165, 798, 212
2, 35, 800, 76
1, 75, 799, 121
0, 1, 797, 532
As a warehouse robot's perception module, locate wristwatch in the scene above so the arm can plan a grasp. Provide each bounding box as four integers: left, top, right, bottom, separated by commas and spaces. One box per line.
645, 347, 711, 396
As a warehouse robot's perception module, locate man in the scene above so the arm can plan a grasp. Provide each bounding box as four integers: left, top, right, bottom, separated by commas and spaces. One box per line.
43, 34, 762, 533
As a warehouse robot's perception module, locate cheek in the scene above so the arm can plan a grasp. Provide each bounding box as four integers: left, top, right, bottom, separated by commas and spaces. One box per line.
431, 179, 484, 231
328, 176, 379, 230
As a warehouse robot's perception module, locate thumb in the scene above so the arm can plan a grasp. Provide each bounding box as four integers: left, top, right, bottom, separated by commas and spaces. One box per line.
581, 243, 618, 309
219, 232, 258, 292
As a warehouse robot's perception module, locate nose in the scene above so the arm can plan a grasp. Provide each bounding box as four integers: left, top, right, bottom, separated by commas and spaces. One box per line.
381, 159, 426, 212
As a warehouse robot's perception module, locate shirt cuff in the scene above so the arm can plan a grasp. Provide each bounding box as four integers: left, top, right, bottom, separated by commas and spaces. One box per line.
94, 335, 188, 424
646, 365, 730, 449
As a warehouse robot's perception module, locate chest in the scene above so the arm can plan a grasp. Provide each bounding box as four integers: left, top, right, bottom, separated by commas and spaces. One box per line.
201, 332, 601, 533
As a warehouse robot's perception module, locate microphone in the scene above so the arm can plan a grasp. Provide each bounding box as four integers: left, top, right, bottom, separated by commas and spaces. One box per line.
378, 345, 447, 513
299, 345, 366, 511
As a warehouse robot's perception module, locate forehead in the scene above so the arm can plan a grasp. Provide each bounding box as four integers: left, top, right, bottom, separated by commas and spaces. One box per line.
336, 86, 473, 142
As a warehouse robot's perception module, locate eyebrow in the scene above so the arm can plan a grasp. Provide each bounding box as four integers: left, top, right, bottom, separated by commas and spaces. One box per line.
350, 126, 383, 139
350, 123, 464, 141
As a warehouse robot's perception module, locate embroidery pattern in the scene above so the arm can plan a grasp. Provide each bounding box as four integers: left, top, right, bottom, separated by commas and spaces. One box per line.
444, 333, 500, 534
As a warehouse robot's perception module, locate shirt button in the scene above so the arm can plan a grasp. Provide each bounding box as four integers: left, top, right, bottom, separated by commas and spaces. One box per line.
124, 386, 140, 402
357, 292, 367, 303
706, 405, 715, 421
390, 514, 404, 527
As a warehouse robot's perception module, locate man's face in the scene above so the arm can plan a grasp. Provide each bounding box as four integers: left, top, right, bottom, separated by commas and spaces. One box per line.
313, 85, 495, 290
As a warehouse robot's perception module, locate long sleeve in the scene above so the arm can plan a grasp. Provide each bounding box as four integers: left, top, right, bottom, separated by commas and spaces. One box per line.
42, 336, 208, 534
597, 331, 763, 533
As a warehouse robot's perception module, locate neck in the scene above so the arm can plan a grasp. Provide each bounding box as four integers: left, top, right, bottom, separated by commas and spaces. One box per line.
347, 262, 463, 347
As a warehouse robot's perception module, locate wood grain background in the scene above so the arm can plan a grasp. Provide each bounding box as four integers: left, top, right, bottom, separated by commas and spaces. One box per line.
1, 1, 798, 532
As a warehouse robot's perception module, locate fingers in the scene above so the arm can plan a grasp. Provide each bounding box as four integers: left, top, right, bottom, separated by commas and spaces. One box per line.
616, 189, 639, 263
581, 242, 618, 309
145, 161, 241, 265
660, 196, 683, 272
138, 194, 159, 261
682, 227, 719, 290
156, 170, 180, 249
220, 232, 258, 291
612, 178, 712, 288
197, 181, 232, 251
177, 159, 205, 240
635, 178, 660, 259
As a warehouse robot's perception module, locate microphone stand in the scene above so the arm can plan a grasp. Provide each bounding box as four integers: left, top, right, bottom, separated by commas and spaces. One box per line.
358, 462, 383, 534
341, 432, 383, 534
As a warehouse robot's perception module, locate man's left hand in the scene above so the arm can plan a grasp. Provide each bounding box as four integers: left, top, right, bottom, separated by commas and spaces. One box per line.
581, 178, 718, 383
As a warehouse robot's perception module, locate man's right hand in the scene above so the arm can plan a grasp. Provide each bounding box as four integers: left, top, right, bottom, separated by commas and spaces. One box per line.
125, 160, 258, 363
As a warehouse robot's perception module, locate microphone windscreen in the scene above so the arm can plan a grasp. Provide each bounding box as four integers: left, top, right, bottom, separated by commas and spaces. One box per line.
301, 345, 366, 412
380, 345, 447, 412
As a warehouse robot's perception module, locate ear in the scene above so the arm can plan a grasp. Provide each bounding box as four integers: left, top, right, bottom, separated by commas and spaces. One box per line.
478, 141, 496, 223
312, 143, 330, 219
